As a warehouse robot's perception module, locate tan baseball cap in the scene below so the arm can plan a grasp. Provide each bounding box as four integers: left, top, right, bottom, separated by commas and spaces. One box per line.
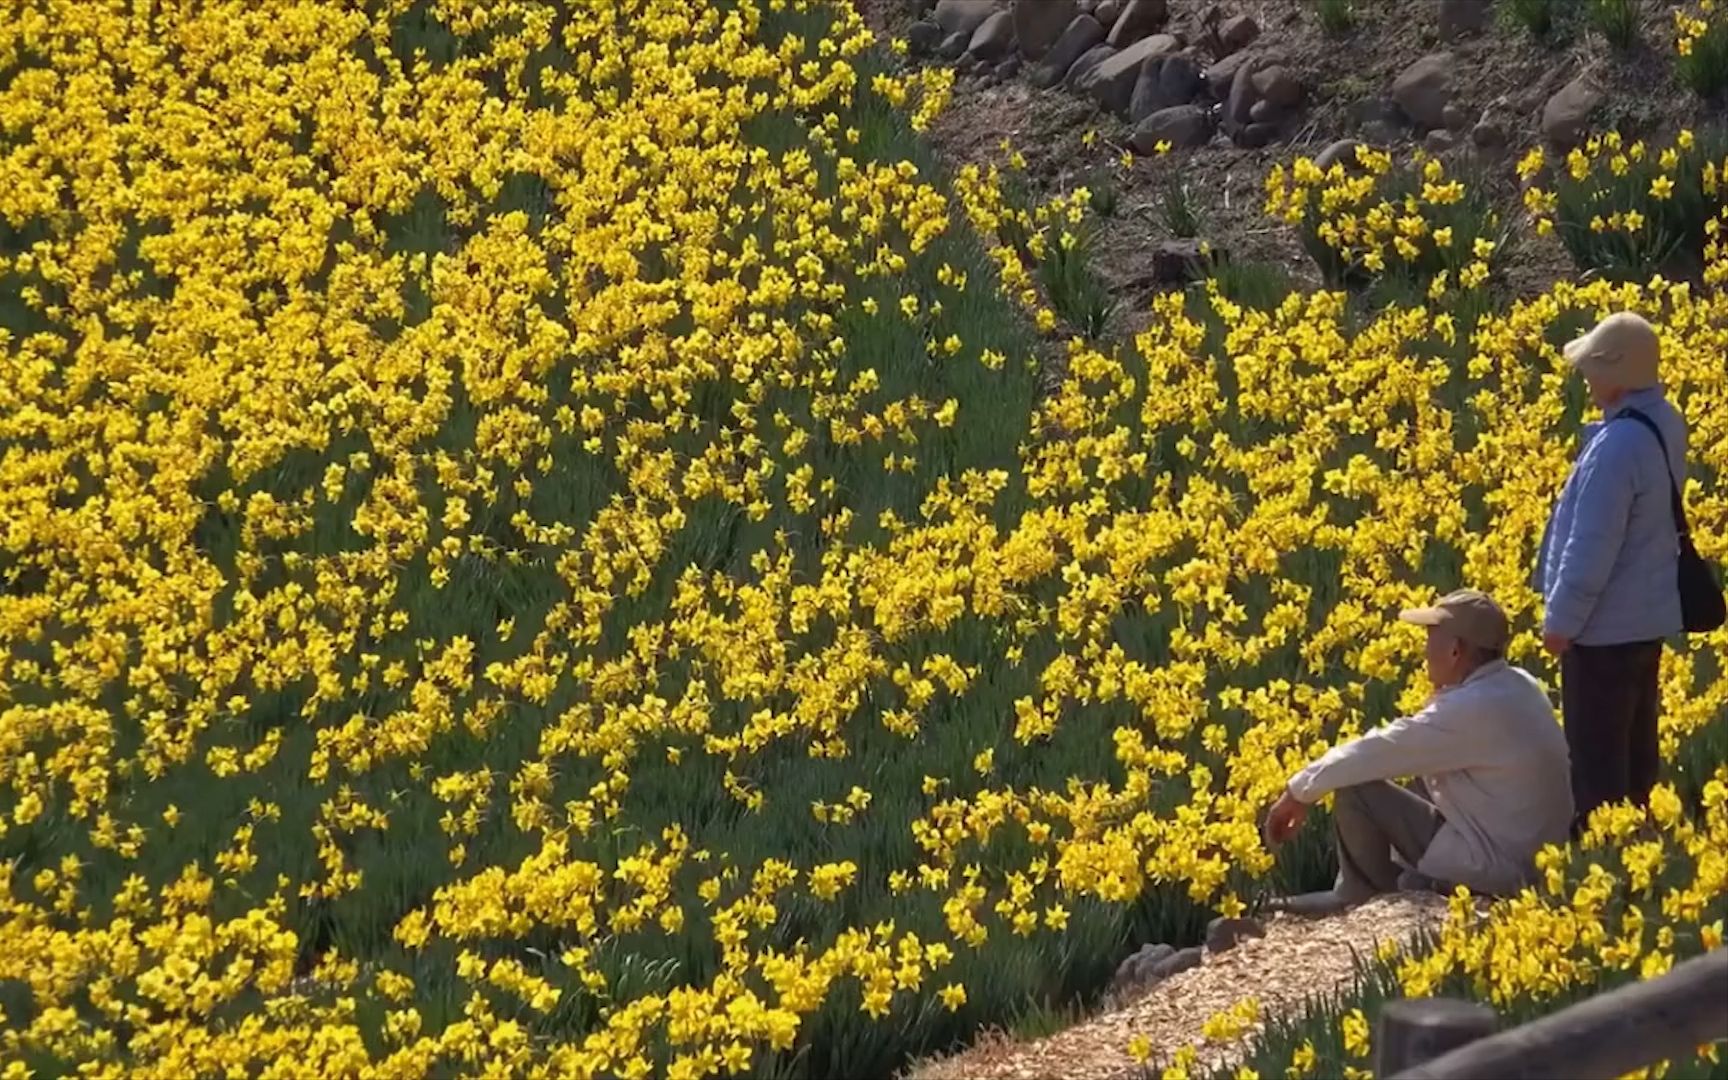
1562, 311, 1660, 389
1398, 588, 1510, 653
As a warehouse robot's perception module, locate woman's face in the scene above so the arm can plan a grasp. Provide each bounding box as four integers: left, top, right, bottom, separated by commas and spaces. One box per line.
1584, 370, 1626, 410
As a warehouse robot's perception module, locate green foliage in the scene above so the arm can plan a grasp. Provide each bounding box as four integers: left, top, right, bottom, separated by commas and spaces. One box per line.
1677, 6, 1728, 99
1148, 176, 1203, 239
1317, 0, 1355, 35
1586, 0, 1639, 49
1503, 0, 1560, 37
1036, 224, 1118, 339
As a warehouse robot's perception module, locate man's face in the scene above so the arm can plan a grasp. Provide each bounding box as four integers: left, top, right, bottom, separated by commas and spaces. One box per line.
1424, 626, 1465, 689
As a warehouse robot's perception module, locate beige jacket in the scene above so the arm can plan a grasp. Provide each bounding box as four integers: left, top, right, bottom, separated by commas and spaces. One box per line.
1288, 660, 1574, 896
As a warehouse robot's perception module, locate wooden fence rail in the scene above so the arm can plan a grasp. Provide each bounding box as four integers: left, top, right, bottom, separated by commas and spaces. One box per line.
1380, 946, 1728, 1079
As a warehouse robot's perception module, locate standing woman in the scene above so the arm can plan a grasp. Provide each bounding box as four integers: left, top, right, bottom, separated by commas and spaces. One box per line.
1540, 312, 1689, 833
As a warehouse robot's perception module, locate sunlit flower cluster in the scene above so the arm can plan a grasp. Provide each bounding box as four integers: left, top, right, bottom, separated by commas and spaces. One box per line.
0, 0, 1725, 1077
1264, 147, 1503, 292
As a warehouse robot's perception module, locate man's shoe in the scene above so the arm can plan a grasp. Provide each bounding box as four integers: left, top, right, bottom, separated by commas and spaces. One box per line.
1264, 890, 1354, 917
1396, 869, 1448, 894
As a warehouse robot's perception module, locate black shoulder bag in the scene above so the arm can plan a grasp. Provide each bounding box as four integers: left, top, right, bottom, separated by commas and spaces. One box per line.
1619, 408, 1727, 633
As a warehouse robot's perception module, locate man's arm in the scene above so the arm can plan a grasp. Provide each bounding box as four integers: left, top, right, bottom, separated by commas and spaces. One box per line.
1287, 694, 1485, 804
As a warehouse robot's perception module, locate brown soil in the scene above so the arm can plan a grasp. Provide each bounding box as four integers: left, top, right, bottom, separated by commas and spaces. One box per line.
861, 0, 1712, 338
906, 892, 1458, 1080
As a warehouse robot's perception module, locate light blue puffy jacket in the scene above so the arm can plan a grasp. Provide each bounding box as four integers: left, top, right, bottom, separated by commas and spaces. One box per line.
1540, 386, 1688, 646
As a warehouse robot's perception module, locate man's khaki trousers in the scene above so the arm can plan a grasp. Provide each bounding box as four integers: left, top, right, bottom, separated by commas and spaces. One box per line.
1330, 779, 1445, 903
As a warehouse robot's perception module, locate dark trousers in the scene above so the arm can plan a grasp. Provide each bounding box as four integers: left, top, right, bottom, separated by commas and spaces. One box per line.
1561, 640, 1663, 834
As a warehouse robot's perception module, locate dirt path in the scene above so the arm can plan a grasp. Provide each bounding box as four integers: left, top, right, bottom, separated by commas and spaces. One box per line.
910, 892, 1455, 1080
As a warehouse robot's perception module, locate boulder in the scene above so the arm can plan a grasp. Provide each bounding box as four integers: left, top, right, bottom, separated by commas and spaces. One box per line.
1314, 137, 1365, 170
907, 19, 944, 55
938, 29, 971, 59
1224, 55, 1260, 130
1237, 121, 1278, 147
1148, 945, 1205, 979
1015, 0, 1076, 59
1096, 0, 1120, 27
1248, 97, 1278, 124
1251, 64, 1301, 109
1132, 103, 1213, 150
995, 55, 1023, 79
1441, 102, 1471, 131
1115, 942, 1174, 985
1219, 12, 1259, 52
934, 0, 998, 37
969, 10, 1017, 60
1470, 118, 1506, 148
1064, 42, 1118, 90
1424, 128, 1458, 152
1206, 916, 1267, 954
1129, 53, 1202, 121
1202, 49, 1256, 99
1392, 52, 1455, 130
1542, 73, 1603, 148
1437, 0, 1491, 39
1029, 14, 1105, 87
1079, 33, 1179, 113
1106, 0, 1167, 46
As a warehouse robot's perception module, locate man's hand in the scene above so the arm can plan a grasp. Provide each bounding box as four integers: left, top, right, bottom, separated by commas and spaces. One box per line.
1543, 632, 1572, 657
1263, 788, 1309, 848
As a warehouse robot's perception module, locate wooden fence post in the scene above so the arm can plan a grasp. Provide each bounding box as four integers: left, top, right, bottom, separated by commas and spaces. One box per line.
1392, 947, 1728, 1080
1375, 998, 1499, 1076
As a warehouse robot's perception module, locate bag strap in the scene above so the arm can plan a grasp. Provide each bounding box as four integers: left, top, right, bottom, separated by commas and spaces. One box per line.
1616, 407, 1690, 539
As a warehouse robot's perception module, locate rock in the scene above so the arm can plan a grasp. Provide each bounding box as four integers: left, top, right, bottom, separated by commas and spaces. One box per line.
1096, 0, 1120, 27
1130, 53, 1202, 120
934, 0, 998, 37
1248, 97, 1278, 123
938, 29, 971, 59
1015, 0, 1077, 59
1078, 33, 1179, 113
908, 19, 944, 55
1362, 118, 1403, 144
1441, 102, 1471, 131
1315, 137, 1364, 170
1237, 120, 1279, 147
1064, 42, 1117, 90
1206, 916, 1267, 954
1392, 52, 1455, 130
969, 10, 1017, 60
1078, 0, 1096, 10
1224, 55, 1260, 130
1424, 128, 1457, 152
1113, 942, 1175, 990
1029, 14, 1105, 88
996, 55, 1023, 79
1149, 944, 1206, 978
1437, 0, 1490, 39
1202, 50, 1255, 99
1543, 73, 1603, 148
1470, 118, 1506, 148
1132, 103, 1213, 149
1107, 0, 1167, 46
1219, 13, 1259, 52
1251, 64, 1301, 109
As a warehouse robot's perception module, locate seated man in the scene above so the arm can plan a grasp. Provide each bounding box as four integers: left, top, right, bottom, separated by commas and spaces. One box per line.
1262, 589, 1573, 915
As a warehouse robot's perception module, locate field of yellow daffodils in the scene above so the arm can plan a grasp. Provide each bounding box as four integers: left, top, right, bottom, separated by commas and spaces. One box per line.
0, 1, 1724, 1077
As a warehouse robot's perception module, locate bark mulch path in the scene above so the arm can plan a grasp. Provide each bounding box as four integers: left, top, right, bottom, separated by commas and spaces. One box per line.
909, 892, 1461, 1080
